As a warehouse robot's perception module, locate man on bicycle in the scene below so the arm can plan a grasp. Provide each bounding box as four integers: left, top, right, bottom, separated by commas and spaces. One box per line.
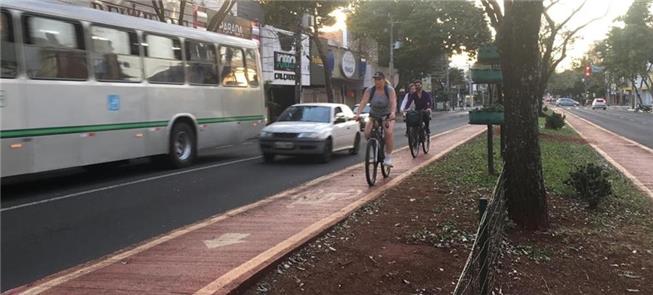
354, 71, 397, 167
400, 79, 432, 135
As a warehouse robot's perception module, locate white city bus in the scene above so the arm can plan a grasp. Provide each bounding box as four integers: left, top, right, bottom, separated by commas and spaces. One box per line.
0, 0, 265, 177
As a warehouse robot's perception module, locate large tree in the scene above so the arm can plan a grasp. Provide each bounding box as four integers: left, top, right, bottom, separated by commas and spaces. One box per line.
484, 0, 549, 229
596, 0, 653, 107
484, 0, 605, 114
348, 1, 491, 88
151, 0, 236, 30
260, 1, 346, 103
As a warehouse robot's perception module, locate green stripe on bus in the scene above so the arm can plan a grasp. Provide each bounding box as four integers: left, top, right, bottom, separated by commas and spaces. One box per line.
0, 115, 264, 139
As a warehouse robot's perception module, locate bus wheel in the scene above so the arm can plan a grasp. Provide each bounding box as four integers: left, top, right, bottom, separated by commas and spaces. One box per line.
168, 122, 196, 168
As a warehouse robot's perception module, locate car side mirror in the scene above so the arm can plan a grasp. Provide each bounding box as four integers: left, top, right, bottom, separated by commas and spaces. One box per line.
334, 113, 347, 124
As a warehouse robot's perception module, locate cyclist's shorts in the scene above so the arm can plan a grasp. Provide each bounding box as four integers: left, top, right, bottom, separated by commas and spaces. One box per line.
369, 112, 390, 120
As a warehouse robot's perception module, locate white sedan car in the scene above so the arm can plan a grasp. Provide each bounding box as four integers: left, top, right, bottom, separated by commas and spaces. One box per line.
259, 103, 361, 163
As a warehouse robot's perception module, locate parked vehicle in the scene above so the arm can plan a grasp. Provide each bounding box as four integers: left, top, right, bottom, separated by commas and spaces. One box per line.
591, 98, 608, 110
259, 103, 361, 163
556, 97, 580, 107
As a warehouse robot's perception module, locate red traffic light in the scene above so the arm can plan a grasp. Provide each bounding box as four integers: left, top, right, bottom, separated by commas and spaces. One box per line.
584, 65, 591, 77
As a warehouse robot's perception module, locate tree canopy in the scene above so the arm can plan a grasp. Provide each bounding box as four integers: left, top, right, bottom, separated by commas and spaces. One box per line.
348, 1, 491, 86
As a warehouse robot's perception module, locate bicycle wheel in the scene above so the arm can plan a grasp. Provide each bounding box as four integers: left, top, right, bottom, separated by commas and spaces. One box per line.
365, 138, 379, 186
408, 127, 419, 158
422, 128, 430, 154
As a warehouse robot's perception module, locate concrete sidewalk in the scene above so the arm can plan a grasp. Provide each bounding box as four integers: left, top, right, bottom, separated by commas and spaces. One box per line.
562, 110, 653, 199
7, 125, 485, 295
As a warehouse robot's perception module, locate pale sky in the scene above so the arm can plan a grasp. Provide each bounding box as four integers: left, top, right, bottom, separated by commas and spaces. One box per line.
324, 1, 640, 72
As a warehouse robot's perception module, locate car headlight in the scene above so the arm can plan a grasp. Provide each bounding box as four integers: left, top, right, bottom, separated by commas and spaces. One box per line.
297, 132, 321, 139
260, 131, 273, 138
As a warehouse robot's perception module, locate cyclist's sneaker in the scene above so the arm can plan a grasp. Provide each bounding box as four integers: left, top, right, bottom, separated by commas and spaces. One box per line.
383, 154, 393, 167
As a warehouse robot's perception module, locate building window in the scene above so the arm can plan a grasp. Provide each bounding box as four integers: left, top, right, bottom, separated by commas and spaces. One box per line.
143, 34, 184, 84
1, 10, 17, 78
91, 26, 141, 82
23, 15, 87, 80
185, 40, 218, 85
219, 46, 247, 87
245, 49, 259, 87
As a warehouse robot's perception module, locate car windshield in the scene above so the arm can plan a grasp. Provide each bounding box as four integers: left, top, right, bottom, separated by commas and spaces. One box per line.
277, 106, 331, 123
353, 104, 371, 114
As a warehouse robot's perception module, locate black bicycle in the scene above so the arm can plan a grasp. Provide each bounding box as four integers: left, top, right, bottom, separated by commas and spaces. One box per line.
406, 110, 430, 158
365, 116, 392, 186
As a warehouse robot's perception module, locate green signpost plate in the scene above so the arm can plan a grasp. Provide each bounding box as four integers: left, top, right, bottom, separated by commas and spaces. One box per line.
469, 112, 504, 125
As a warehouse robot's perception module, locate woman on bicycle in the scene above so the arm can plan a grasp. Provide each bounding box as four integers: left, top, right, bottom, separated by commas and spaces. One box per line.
401, 79, 432, 135
354, 71, 397, 167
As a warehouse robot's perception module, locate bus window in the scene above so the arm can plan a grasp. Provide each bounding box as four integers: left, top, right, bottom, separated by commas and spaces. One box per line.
219, 46, 247, 87
245, 49, 259, 87
23, 15, 87, 80
143, 34, 183, 84
185, 39, 217, 85
1, 10, 17, 78
91, 26, 141, 82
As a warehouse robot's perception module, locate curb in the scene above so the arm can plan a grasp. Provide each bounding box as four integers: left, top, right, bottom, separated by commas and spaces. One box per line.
10, 125, 484, 295
560, 109, 653, 200
194, 126, 485, 295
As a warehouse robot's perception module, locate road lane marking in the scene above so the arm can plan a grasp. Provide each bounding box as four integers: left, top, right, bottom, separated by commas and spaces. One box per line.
0, 156, 263, 213
204, 233, 250, 249
12, 125, 474, 295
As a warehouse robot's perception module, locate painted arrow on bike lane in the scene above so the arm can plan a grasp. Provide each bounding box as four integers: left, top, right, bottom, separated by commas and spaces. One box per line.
8, 124, 485, 295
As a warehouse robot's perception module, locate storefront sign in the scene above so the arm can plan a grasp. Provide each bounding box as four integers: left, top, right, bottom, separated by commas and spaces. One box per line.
341, 51, 356, 79
217, 15, 252, 39
274, 52, 296, 72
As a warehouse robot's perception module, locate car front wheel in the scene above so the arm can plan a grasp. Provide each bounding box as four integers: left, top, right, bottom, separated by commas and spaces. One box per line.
319, 138, 333, 163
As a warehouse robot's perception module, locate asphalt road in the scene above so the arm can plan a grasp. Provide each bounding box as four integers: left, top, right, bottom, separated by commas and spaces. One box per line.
0, 111, 470, 291
563, 106, 653, 149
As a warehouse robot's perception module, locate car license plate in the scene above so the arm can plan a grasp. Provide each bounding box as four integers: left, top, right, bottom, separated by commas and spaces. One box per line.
274, 141, 294, 149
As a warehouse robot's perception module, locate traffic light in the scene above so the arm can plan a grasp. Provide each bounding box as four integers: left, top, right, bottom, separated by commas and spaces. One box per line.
584, 65, 591, 77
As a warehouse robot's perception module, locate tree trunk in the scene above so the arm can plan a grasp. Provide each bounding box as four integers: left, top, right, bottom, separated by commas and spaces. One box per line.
177, 0, 187, 25
631, 78, 644, 107
498, 0, 548, 230
207, 0, 236, 32
312, 35, 334, 103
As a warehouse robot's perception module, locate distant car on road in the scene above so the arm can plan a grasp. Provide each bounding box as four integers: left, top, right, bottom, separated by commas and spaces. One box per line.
556, 97, 580, 107
591, 98, 608, 110
352, 103, 371, 130
259, 103, 361, 163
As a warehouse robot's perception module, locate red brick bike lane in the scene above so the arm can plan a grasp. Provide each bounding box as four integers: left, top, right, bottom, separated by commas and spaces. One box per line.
561, 109, 653, 200
7, 125, 485, 295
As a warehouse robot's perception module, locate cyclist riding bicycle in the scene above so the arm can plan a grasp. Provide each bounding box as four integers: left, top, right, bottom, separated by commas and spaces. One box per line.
400, 79, 432, 135
355, 71, 397, 167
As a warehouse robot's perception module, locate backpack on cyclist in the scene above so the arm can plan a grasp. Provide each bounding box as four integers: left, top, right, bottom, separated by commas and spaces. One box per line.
405, 110, 421, 127
369, 84, 390, 99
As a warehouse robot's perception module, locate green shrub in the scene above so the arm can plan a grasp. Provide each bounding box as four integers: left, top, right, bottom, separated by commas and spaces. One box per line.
545, 111, 566, 129
564, 163, 613, 209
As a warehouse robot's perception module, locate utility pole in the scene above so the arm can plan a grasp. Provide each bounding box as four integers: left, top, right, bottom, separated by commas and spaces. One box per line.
294, 12, 303, 104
